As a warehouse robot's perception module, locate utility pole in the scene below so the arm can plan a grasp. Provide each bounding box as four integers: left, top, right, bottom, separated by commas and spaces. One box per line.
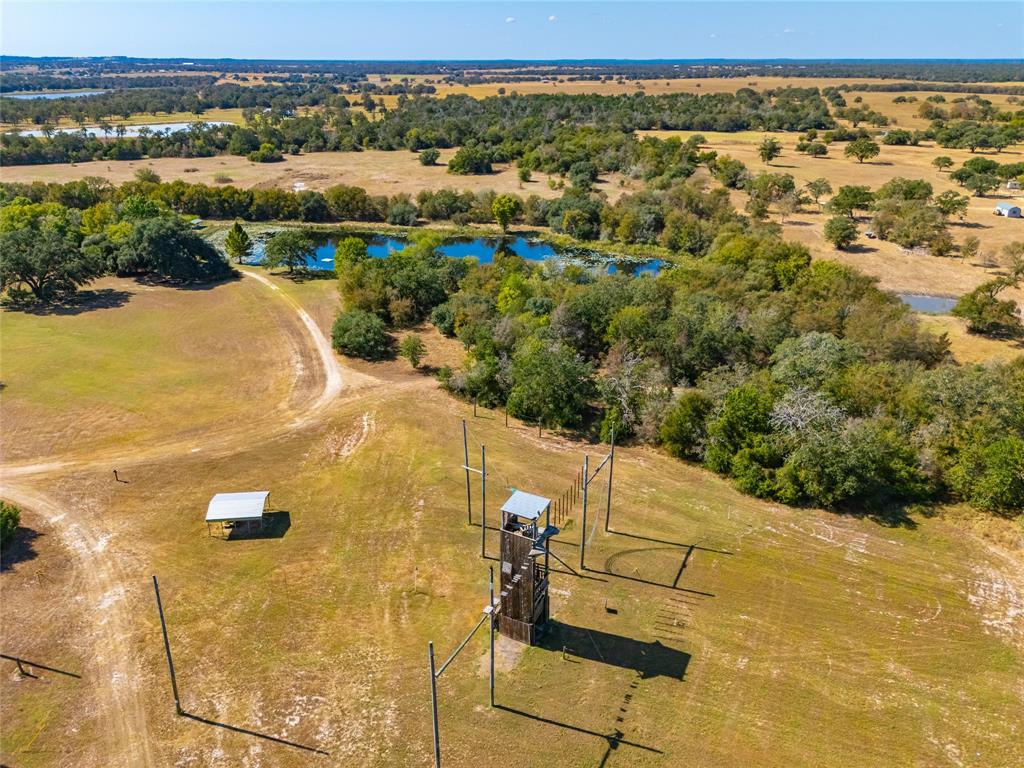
605, 428, 615, 532
488, 566, 495, 708
429, 642, 441, 768
462, 420, 472, 525
152, 575, 182, 715
580, 455, 589, 571
481, 444, 487, 558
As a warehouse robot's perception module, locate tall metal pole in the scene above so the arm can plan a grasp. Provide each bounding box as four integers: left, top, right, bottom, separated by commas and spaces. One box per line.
152, 575, 182, 715
580, 455, 589, 571
605, 428, 615, 532
429, 641, 441, 768
480, 444, 487, 558
488, 567, 495, 708
462, 420, 472, 526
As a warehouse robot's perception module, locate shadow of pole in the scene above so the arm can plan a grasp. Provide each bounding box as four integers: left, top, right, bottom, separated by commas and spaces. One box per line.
494, 704, 662, 756
182, 712, 329, 756
1, 653, 81, 678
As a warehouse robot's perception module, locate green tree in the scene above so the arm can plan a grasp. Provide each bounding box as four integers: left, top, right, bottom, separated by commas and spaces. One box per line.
507, 337, 595, 428
332, 309, 390, 360
844, 137, 880, 164
963, 173, 999, 197
134, 167, 161, 183
113, 218, 232, 282
960, 235, 980, 262
419, 147, 440, 166
660, 391, 712, 459
948, 435, 1024, 513
824, 216, 859, 250
827, 185, 875, 218
806, 142, 828, 158
491, 194, 522, 232
399, 335, 426, 369
447, 145, 492, 175
952, 278, 1023, 337
758, 136, 782, 165
934, 190, 970, 220
0, 501, 20, 547
518, 166, 532, 184
805, 178, 833, 208
0, 228, 100, 302
932, 156, 954, 173
264, 230, 314, 273
223, 221, 253, 264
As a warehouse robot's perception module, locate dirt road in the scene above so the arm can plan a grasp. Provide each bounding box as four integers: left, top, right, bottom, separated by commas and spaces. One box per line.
1, 270, 368, 766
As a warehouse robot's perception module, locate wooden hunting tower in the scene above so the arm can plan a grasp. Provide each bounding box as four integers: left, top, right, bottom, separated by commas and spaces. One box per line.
498, 490, 556, 645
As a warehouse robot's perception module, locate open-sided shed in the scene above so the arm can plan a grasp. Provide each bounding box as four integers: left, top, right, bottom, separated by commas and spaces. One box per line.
205, 491, 270, 538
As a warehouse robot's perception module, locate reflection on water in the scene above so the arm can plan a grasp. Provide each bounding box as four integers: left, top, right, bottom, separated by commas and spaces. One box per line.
248, 234, 661, 276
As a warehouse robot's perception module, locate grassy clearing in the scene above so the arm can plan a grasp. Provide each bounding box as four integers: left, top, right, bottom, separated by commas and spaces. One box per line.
0, 147, 610, 201
0, 274, 310, 463
640, 129, 1024, 341
0, 107, 247, 131
1, 275, 1022, 767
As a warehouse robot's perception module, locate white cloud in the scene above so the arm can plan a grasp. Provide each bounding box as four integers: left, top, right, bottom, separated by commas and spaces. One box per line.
709, 33, 716, 38
783, 28, 793, 34
505, 16, 515, 23
548, 15, 557, 22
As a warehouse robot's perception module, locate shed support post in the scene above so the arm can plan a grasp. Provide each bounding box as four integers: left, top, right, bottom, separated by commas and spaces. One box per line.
152, 575, 182, 716
462, 419, 472, 526
429, 641, 441, 768
580, 455, 589, 571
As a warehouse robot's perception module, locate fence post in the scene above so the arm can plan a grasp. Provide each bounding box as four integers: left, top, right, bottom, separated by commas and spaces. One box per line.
481, 444, 487, 558
429, 641, 441, 768
489, 567, 495, 708
605, 428, 615, 532
580, 455, 589, 571
462, 420, 472, 526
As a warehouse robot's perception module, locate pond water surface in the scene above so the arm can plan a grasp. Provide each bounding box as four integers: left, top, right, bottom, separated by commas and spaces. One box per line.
897, 293, 958, 314
248, 235, 661, 275
5, 90, 107, 100
16, 120, 231, 138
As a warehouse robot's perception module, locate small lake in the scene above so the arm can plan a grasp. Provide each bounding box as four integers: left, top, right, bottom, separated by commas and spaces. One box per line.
5, 90, 107, 100
898, 293, 958, 314
247, 235, 662, 276
15, 120, 231, 138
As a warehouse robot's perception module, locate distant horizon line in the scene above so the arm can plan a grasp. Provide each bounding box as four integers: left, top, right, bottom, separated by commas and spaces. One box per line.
3, 56, 1023, 65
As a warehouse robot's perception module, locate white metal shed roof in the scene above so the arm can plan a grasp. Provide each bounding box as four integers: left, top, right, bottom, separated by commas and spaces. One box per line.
206, 491, 270, 522
500, 490, 551, 521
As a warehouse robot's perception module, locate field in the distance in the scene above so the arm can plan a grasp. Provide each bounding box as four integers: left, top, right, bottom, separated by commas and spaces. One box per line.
0, 147, 601, 202
1, 271, 1022, 768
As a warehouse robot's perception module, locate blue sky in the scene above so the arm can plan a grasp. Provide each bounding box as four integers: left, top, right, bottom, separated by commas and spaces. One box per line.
2, 1, 1021, 60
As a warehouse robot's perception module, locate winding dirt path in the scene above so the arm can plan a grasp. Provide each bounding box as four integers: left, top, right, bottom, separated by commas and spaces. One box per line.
1, 270, 367, 766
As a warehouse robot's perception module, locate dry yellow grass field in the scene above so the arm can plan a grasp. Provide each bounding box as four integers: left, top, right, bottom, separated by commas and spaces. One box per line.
0, 107, 248, 131
0, 147, 625, 201
2, 272, 1022, 768
637, 130, 1024, 302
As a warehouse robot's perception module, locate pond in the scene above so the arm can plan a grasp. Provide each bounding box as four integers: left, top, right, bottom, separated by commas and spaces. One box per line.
897, 293, 958, 314
15, 120, 231, 138
5, 90, 107, 100
247, 234, 662, 276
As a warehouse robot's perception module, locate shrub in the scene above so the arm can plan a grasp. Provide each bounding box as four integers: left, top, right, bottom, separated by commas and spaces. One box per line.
0, 501, 20, 547
331, 309, 390, 360
824, 216, 858, 250
660, 391, 712, 459
399, 335, 426, 368
447, 145, 492, 175
419, 147, 440, 166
